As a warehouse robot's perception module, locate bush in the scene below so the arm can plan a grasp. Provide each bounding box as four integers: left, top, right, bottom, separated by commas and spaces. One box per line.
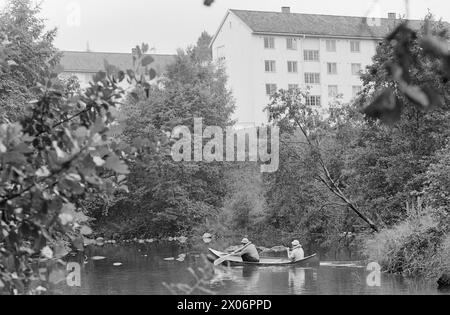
362, 214, 449, 279
434, 235, 450, 279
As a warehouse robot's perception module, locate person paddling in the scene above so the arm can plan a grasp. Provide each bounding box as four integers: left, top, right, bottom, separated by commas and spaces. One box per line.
287, 240, 304, 262
236, 238, 260, 263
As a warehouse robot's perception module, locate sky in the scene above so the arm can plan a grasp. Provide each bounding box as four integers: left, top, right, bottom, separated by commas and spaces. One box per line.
2, 0, 450, 54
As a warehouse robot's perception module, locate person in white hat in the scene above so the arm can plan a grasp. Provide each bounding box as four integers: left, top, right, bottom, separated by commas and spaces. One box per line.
287, 240, 304, 262
235, 238, 260, 263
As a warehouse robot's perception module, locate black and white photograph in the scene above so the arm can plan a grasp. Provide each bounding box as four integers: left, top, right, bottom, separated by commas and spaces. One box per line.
0, 0, 450, 300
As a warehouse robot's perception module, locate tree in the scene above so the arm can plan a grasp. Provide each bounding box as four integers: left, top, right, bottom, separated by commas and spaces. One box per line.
190, 31, 213, 63
92, 34, 235, 238
424, 142, 450, 231
0, 1, 154, 292
352, 15, 450, 227
0, 0, 60, 122
0, 63, 141, 294
360, 15, 450, 123
267, 89, 379, 232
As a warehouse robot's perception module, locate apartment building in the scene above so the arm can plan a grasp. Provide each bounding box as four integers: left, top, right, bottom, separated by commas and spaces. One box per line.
210, 7, 423, 127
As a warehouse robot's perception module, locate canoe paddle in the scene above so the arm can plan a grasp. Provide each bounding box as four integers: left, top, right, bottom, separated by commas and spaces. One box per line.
213, 243, 252, 266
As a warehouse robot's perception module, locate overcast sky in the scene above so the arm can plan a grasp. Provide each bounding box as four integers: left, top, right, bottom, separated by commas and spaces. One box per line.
3, 0, 450, 54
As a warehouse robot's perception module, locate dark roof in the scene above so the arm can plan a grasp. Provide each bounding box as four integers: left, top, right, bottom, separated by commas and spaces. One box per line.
60, 51, 176, 75
230, 9, 428, 38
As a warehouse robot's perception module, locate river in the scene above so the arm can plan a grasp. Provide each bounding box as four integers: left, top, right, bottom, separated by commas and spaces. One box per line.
57, 241, 447, 295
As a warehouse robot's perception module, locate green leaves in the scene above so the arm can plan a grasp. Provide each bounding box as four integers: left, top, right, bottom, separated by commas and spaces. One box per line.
105, 154, 130, 174
420, 35, 450, 57
141, 55, 154, 67
48, 269, 66, 285
401, 85, 442, 111
0, 44, 135, 295
70, 237, 85, 252
148, 68, 157, 81
361, 88, 401, 125
0, 0, 141, 295
361, 18, 448, 124
80, 225, 93, 236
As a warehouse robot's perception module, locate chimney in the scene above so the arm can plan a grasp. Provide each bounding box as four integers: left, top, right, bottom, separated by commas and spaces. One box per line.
388, 12, 396, 20
281, 7, 291, 14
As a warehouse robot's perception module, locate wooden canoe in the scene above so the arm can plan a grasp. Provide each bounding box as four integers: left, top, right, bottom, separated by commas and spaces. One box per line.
207, 248, 320, 267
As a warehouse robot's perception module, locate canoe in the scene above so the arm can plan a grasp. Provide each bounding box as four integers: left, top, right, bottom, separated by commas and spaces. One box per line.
207, 248, 320, 267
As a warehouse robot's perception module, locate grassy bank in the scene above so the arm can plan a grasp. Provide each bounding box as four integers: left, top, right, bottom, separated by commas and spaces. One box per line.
362, 214, 450, 281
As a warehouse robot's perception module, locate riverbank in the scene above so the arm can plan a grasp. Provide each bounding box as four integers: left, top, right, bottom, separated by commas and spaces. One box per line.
362, 214, 450, 289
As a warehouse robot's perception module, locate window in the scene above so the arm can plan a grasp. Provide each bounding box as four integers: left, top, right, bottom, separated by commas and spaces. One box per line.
352, 85, 362, 97
306, 96, 321, 107
350, 40, 361, 52
287, 61, 298, 73
264, 37, 275, 49
265, 60, 276, 72
288, 84, 299, 91
266, 84, 277, 96
327, 63, 338, 75
304, 73, 320, 84
216, 45, 225, 62
326, 39, 337, 52
351, 63, 362, 75
328, 85, 338, 97
304, 50, 320, 61
287, 38, 298, 50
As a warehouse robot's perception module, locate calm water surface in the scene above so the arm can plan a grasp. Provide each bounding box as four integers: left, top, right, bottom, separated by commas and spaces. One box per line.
59, 242, 447, 295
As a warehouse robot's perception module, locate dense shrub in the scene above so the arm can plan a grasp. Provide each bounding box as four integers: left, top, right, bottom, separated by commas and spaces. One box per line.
362, 214, 449, 279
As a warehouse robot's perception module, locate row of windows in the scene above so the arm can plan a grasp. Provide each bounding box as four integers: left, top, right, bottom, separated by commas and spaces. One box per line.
265, 60, 362, 75
265, 87, 322, 106
269, 75, 362, 90
265, 84, 363, 101
328, 85, 363, 98
265, 88, 323, 107
264, 36, 361, 53
327, 62, 362, 75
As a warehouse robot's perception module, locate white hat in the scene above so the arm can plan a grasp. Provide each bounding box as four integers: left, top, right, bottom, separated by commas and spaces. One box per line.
292, 240, 301, 247
241, 238, 250, 244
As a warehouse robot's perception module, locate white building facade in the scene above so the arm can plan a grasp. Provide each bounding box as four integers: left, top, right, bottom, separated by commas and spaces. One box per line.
211, 8, 422, 127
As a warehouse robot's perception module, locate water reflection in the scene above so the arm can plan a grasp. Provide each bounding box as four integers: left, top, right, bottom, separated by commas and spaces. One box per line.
56, 243, 448, 295
241, 266, 260, 291
288, 268, 306, 294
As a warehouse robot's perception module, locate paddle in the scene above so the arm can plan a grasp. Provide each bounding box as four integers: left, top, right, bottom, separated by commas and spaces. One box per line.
213, 243, 252, 266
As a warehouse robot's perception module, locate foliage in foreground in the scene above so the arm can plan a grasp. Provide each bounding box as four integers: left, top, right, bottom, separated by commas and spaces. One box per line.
0, 62, 135, 294
0, 0, 161, 294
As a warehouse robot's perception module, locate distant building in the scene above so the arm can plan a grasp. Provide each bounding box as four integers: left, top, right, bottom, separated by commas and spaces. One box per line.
210, 7, 426, 127
60, 50, 176, 88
